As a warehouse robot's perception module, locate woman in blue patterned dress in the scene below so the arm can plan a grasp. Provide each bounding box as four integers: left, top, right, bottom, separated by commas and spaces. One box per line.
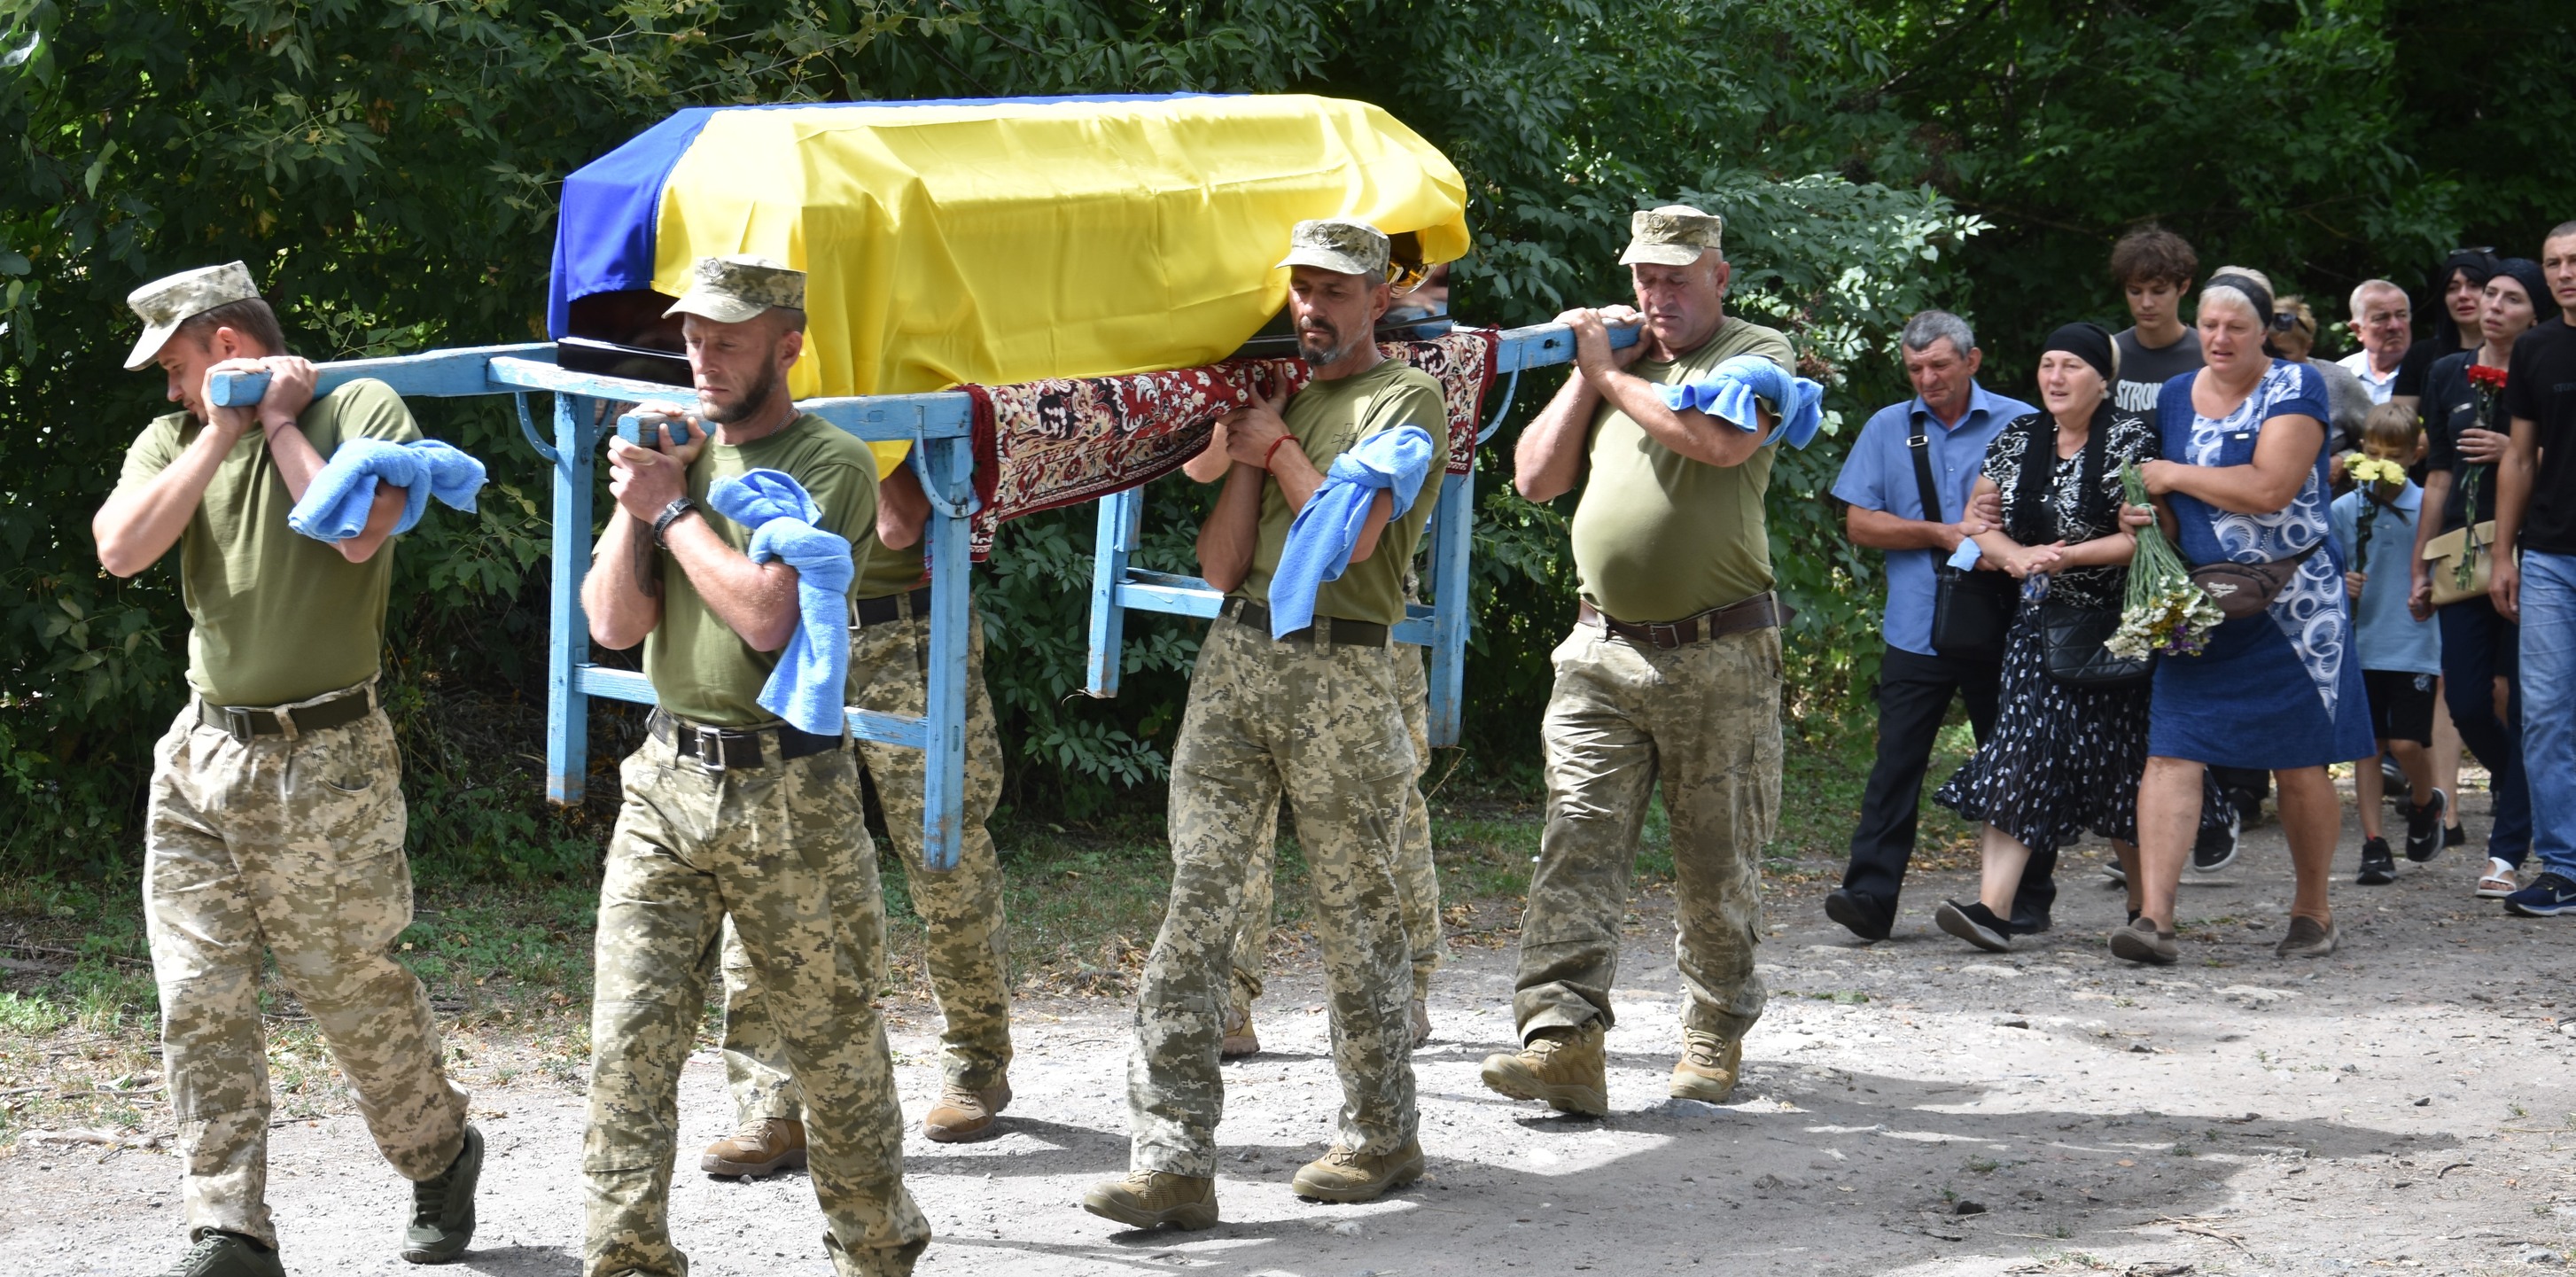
2119, 267, 2375, 966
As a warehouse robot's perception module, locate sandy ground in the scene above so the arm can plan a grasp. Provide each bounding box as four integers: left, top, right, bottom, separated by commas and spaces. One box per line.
6, 796, 2575, 1276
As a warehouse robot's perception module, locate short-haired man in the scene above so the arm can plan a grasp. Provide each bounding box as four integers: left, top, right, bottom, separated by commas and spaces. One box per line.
699, 459, 1017, 1173
93, 263, 482, 1277
1083, 219, 1448, 1227
1480, 206, 1789, 1117
1823, 311, 2043, 940
2109, 225, 2202, 427
2488, 222, 2576, 917
580, 255, 930, 1276
2339, 279, 2412, 404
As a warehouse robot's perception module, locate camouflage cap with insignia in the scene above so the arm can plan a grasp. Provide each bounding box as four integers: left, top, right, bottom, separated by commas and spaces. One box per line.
665, 254, 806, 323
124, 261, 261, 370
1275, 218, 1391, 279
1619, 205, 1725, 267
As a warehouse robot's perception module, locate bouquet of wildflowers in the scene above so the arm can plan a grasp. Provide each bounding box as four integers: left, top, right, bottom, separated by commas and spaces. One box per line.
2455, 362, 2511, 591
2106, 462, 2223, 660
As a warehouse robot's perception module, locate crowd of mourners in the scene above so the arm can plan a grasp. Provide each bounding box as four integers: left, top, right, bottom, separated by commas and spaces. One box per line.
1825, 225, 2576, 963
85, 205, 2576, 1277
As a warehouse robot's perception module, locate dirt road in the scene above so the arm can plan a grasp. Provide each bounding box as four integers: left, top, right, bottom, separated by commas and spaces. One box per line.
6, 803, 2573, 1276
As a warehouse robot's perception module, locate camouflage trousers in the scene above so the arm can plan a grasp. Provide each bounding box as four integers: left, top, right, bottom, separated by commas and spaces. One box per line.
1513, 622, 1781, 1045
1232, 643, 1440, 1010
141, 697, 467, 1248
723, 611, 1011, 1120
585, 730, 929, 1277
1131, 615, 1418, 1178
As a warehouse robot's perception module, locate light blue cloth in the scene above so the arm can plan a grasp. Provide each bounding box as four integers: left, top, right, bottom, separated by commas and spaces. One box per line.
704, 469, 853, 736
1829, 384, 2033, 655
286, 438, 486, 541
1657, 354, 1827, 450
2329, 483, 2441, 675
1269, 424, 1436, 639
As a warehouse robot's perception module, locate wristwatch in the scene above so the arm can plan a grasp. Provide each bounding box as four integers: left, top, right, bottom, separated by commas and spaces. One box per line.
651, 496, 699, 548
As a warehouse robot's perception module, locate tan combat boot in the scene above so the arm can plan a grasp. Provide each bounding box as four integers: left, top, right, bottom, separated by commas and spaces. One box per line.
1291, 1137, 1426, 1203
923, 1078, 1012, 1143
1220, 1005, 1259, 1059
1408, 997, 1431, 1048
1081, 1170, 1218, 1230
1478, 1022, 1608, 1117
1669, 1030, 1742, 1103
699, 1117, 805, 1178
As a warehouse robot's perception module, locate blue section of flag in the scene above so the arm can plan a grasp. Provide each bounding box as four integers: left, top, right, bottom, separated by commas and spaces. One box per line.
546, 95, 1210, 340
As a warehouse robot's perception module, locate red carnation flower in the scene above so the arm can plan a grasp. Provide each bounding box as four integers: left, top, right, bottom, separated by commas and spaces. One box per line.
2466, 363, 2510, 391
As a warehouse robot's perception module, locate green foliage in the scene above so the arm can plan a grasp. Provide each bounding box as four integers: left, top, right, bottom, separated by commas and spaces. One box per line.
3, 0, 2561, 878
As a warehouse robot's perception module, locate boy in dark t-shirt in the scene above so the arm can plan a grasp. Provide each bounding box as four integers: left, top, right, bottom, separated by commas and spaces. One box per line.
2108, 225, 2202, 427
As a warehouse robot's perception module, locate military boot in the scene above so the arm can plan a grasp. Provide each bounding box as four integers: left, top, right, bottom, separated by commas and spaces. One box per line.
1478, 1022, 1608, 1117
1669, 1031, 1743, 1103
923, 1078, 1012, 1143
1081, 1170, 1218, 1230
400, 1122, 482, 1263
699, 1117, 806, 1178
158, 1232, 284, 1277
1219, 1005, 1259, 1059
1290, 1138, 1426, 1203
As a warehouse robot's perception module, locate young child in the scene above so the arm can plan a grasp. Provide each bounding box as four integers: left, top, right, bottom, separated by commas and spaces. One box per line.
2331, 401, 2448, 884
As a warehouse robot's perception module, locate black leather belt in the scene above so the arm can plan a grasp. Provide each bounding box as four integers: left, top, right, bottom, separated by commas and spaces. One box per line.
648, 709, 844, 771
198, 685, 374, 744
1577, 592, 1784, 650
1220, 597, 1389, 647
852, 584, 933, 628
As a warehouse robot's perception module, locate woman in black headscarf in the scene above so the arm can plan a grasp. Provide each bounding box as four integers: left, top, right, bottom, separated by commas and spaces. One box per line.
1929, 323, 2162, 951
2392, 249, 2501, 411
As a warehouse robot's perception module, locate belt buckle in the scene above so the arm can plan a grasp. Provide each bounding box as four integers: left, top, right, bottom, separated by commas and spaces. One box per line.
694, 725, 728, 773
219, 705, 256, 744
1646, 621, 1682, 649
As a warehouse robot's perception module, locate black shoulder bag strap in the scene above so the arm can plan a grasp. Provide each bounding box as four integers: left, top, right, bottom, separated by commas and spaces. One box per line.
1907, 421, 1945, 524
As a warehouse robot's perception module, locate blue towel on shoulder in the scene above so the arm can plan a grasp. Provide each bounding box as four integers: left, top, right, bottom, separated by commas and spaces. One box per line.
1657, 354, 1826, 450
705, 469, 854, 736
1268, 424, 1436, 639
287, 438, 487, 541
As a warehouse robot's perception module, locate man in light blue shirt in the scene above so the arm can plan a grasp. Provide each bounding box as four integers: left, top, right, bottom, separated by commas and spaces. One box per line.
1822, 311, 2040, 940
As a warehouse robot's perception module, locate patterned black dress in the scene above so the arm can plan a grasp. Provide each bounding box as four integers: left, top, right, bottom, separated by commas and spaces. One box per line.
1934, 407, 2158, 853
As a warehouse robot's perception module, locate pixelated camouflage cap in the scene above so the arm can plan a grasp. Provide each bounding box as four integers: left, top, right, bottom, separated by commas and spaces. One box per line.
124, 261, 261, 370
665, 254, 806, 323
1275, 219, 1391, 279
1619, 205, 1725, 267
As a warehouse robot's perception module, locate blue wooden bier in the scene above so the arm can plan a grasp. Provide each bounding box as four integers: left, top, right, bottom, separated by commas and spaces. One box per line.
1081, 320, 1634, 745
210, 349, 983, 869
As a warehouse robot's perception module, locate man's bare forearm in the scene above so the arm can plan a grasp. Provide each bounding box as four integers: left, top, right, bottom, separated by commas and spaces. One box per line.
1514, 372, 1599, 502
663, 515, 802, 652
1846, 506, 1958, 550
1195, 463, 1265, 592
584, 510, 663, 649
93, 428, 237, 577
1594, 368, 1758, 469
876, 462, 930, 550
2492, 417, 2537, 556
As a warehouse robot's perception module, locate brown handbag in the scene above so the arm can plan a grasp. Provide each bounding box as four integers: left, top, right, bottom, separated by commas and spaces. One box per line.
2188, 542, 2323, 620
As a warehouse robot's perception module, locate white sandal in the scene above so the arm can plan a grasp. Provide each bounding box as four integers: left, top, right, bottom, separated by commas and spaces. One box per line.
2476, 859, 2518, 899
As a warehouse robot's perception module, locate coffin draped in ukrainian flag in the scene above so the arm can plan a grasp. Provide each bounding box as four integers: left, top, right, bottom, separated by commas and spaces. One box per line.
547, 93, 1471, 402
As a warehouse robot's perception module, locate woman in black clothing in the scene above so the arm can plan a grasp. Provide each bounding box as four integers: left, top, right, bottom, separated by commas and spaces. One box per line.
1931, 324, 2157, 950
2409, 257, 2548, 898
2391, 250, 2501, 413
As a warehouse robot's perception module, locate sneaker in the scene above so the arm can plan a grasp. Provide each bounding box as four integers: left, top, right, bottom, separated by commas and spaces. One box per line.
2444, 821, 2466, 848
1669, 1030, 1742, 1103
2192, 803, 2243, 873
1478, 1022, 1608, 1117
2108, 915, 2178, 966
1823, 888, 1893, 942
1290, 1138, 1425, 1203
923, 1078, 1012, 1143
401, 1123, 481, 1264
2477, 858, 2520, 899
2275, 915, 2339, 958
2007, 907, 2052, 936
2404, 790, 2448, 861
2102, 857, 2129, 888
2502, 872, 2576, 917
2355, 837, 2397, 885
699, 1117, 806, 1178
1409, 997, 1431, 1049
1933, 899, 2012, 953
1220, 1005, 1259, 1059
1081, 1170, 1218, 1230
159, 1232, 284, 1277
2379, 752, 2409, 796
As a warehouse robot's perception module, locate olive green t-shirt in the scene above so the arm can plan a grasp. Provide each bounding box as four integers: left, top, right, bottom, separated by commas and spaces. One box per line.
1569, 316, 1796, 622
853, 537, 927, 600
113, 379, 421, 706
1232, 359, 1451, 627
643, 413, 879, 728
